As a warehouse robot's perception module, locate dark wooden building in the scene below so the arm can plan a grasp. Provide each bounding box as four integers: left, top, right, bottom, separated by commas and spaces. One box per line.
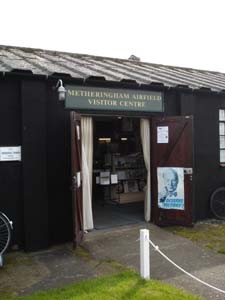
1, 45, 225, 251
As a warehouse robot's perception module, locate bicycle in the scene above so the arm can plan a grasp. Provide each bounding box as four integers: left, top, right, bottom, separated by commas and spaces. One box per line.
210, 187, 225, 220
0, 212, 13, 267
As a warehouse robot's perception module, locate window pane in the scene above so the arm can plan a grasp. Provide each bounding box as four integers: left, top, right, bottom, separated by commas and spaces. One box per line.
220, 136, 225, 149
219, 110, 225, 121
220, 122, 225, 135
220, 150, 225, 162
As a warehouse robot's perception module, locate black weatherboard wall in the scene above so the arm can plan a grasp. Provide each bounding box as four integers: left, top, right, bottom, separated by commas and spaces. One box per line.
21, 77, 72, 251
21, 79, 48, 251
46, 81, 72, 246
180, 91, 225, 220
0, 75, 73, 251
0, 78, 23, 247
1, 72, 225, 251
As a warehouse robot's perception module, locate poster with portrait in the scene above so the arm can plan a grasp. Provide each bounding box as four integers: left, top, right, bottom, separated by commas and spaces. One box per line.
157, 167, 184, 210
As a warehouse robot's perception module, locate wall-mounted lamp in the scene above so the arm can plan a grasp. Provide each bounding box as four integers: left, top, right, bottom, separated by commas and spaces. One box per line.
56, 79, 67, 101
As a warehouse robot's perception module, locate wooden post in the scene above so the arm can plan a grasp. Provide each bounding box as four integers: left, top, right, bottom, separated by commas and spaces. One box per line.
140, 229, 150, 279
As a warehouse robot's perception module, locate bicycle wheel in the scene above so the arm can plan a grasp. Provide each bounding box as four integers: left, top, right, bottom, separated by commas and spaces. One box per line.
210, 187, 225, 220
0, 213, 11, 255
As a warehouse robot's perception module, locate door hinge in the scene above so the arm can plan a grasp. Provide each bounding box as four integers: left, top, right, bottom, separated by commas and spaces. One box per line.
184, 168, 193, 175
72, 175, 77, 190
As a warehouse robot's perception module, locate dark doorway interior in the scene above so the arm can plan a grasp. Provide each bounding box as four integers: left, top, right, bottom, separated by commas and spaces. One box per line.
92, 117, 146, 229
93, 202, 144, 230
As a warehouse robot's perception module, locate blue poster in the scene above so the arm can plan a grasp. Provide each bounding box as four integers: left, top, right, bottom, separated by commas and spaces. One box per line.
157, 167, 184, 210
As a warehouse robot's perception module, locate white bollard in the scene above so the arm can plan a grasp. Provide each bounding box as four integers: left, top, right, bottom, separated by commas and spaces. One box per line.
0, 255, 3, 267
140, 229, 150, 279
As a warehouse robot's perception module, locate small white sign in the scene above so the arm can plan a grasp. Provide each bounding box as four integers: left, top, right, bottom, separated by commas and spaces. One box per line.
100, 171, 110, 185
157, 126, 169, 143
0, 146, 21, 161
111, 174, 118, 184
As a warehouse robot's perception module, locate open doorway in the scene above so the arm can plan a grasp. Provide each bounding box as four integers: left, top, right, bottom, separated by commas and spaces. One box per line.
92, 117, 147, 229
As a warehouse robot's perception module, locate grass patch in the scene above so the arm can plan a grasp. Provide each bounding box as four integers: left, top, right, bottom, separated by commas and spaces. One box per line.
167, 222, 225, 254
218, 247, 225, 254
0, 270, 201, 300
74, 245, 128, 275
0, 251, 49, 298
2, 252, 34, 269
74, 246, 92, 261
102, 259, 128, 272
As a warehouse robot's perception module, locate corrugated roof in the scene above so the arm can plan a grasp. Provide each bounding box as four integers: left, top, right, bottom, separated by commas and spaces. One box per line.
0, 45, 225, 92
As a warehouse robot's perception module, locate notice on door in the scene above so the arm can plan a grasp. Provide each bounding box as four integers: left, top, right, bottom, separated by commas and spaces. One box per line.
157, 126, 168, 143
0, 146, 21, 161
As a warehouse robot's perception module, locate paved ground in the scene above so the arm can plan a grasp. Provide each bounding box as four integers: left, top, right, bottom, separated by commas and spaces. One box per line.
85, 223, 225, 300
1, 222, 225, 299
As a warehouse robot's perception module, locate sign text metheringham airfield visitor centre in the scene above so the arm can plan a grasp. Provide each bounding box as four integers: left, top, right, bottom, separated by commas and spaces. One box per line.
66, 86, 164, 112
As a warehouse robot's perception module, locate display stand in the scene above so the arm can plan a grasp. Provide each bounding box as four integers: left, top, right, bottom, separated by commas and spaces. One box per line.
95, 172, 119, 205
94, 152, 146, 205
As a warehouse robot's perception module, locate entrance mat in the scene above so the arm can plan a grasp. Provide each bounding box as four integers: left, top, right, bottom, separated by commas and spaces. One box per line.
93, 202, 144, 230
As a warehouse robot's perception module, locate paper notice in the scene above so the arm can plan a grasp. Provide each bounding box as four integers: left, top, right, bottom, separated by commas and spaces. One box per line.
111, 174, 118, 184
157, 126, 169, 143
100, 171, 110, 185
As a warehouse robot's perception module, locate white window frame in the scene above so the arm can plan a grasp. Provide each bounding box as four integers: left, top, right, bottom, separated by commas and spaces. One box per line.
219, 109, 225, 165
